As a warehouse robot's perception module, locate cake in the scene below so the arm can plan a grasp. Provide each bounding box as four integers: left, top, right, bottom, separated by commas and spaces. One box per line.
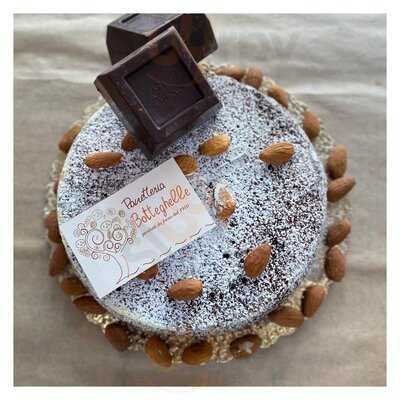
58, 70, 327, 335
45, 61, 355, 365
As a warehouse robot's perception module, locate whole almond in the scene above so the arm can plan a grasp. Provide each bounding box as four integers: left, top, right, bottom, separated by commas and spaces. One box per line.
303, 110, 320, 140
137, 264, 159, 281
259, 142, 294, 166
45, 210, 62, 243
327, 176, 356, 202
60, 276, 88, 296
268, 306, 304, 327
182, 341, 213, 365
214, 183, 236, 220
243, 67, 263, 89
53, 177, 59, 195
325, 245, 346, 282
104, 323, 130, 352
326, 218, 351, 247
167, 278, 203, 301
144, 336, 172, 367
58, 123, 81, 153
49, 243, 69, 277
174, 154, 198, 175
302, 285, 326, 318
327, 145, 348, 178
121, 132, 137, 151
73, 296, 107, 314
215, 65, 245, 81
244, 243, 272, 278
267, 85, 289, 108
230, 334, 261, 359
199, 133, 231, 156
44, 210, 57, 228
84, 152, 123, 169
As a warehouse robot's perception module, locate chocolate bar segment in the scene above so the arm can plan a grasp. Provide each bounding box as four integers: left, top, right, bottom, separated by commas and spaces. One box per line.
106, 14, 218, 64
95, 27, 221, 159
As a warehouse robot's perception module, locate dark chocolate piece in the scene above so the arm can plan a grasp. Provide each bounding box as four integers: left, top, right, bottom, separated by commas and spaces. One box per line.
95, 27, 221, 159
106, 14, 218, 64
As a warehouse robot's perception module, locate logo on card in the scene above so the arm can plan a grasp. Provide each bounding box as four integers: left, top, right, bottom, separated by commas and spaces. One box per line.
73, 208, 137, 284
61, 158, 215, 298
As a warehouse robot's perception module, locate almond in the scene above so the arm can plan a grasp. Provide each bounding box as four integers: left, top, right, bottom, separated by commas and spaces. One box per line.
215, 65, 245, 81
60, 276, 88, 296
53, 178, 59, 195
121, 132, 137, 151
302, 285, 326, 318
44, 210, 57, 228
303, 110, 320, 140
144, 336, 172, 368
104, 323, 130, 352
174, 154, 198, 175
137, 264, 159, 281
327, 176, 356, 202
243, 67, 263, 89
326, 218, 351, 247
268, 306, 304, 327
259, 142, 294, 166
49, 243, 69, 277
84, 152, 123, 169
167, 278, 203, 301
325, 245, 346, 282
267, 85, 289, 108
214, 183, 236, 220
327, 145, 348, 178
244, 243, 272, 278
73, 296, 107, 314
181, 341, 213, 365
58, 123, 82, 153
230, 334, 261, 359
199, 133, 231, 156
45, 210, 62, 243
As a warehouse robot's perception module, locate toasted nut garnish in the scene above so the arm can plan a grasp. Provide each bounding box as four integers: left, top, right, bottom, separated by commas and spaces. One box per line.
327, 145, 348, 178
303, 110, 320, 140
58, 123, 81, 153
215, 65, 245, 81
137, 265, 159, 281
199, 133, 231, 156
84, 152, 123, 169
104, 323, 130, 352
244, 243, 272, 278
268, 306, 304, 327
214, 183, 236, 220
167, 278, 203, 301
259, 142, 294, 165
267, 85, 289, 108
243, 67, 263, 89
327, 176, 356, 202
174, 154, 198, 175
144, 336, 172, 367
121, 132, 137, 151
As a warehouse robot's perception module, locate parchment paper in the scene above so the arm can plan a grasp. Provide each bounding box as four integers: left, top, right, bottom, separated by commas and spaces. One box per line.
14, 14, 386, 386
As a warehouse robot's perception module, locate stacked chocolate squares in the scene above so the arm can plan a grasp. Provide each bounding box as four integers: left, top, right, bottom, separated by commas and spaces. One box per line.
95, 14, 220, 159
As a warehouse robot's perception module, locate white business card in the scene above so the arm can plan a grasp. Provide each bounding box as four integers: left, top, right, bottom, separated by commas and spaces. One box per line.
60, 158, 215, 298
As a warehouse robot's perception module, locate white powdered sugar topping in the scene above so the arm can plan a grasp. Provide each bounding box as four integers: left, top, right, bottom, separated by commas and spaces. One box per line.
58, 75, 327, 336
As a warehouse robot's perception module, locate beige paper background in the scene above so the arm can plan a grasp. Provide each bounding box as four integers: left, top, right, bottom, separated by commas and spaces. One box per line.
14, 14, 386, 386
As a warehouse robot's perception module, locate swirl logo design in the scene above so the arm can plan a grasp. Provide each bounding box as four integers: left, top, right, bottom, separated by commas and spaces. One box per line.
73, 208, 137, 284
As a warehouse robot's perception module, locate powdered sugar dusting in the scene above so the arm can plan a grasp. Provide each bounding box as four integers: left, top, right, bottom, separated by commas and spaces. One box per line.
58, 75, 327, 336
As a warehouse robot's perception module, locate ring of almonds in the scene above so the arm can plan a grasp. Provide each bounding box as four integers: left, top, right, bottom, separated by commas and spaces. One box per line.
44, 62, 353, 367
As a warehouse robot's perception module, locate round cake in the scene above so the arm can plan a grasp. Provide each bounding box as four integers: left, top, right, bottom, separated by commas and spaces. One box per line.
57, 72, 327, 336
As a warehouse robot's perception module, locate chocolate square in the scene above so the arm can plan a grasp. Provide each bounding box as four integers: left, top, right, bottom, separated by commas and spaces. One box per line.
106, 14, 218, 64
95, 27, 221, 159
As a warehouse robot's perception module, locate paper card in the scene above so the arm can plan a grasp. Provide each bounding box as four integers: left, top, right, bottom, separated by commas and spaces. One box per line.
60, 158, 215, 298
